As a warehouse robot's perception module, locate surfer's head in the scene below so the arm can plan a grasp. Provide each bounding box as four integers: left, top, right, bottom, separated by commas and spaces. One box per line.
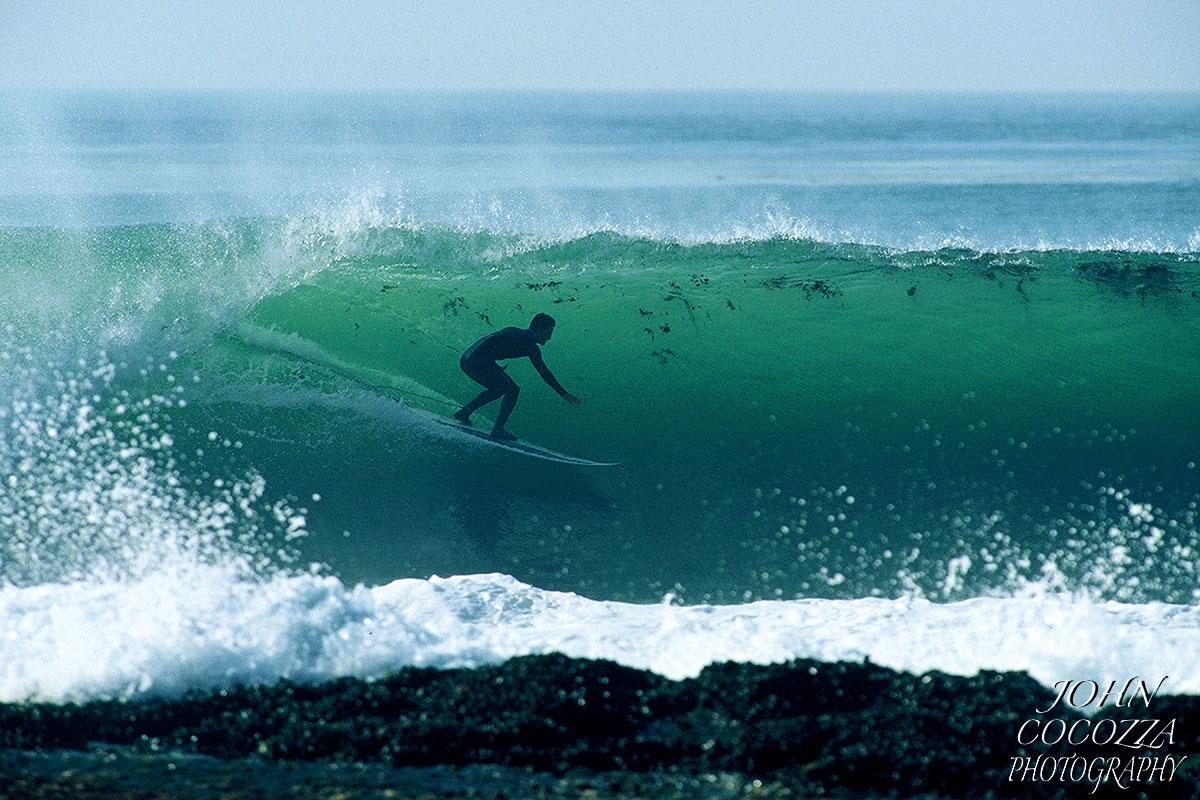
530, 313, 556, 344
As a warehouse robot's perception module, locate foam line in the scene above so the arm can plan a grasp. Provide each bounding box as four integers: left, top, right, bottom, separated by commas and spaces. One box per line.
3, 570, 1197, 704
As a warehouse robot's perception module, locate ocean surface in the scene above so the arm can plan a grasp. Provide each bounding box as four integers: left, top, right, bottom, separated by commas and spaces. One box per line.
1, 91, 1199, 704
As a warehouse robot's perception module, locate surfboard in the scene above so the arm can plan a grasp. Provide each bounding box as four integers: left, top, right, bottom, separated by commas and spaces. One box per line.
408, 407, 620, 467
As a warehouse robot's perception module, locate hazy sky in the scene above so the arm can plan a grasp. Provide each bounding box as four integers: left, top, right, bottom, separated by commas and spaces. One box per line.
2, 0, 1198, 92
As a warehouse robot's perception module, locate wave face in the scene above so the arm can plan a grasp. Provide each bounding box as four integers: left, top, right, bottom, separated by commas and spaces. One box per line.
1, 92, 1199, 703
3, 218, 1198, 605
201, 228, 1200, 605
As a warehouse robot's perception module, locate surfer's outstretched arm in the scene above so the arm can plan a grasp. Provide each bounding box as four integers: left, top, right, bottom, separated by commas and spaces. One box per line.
530, 350, 581, 405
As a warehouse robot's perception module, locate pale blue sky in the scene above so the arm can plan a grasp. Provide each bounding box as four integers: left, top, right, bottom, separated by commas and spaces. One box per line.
2, 0, 1198, 92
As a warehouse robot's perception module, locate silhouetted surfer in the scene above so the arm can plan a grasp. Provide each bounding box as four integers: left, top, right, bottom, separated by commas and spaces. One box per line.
454, 313, 581, 440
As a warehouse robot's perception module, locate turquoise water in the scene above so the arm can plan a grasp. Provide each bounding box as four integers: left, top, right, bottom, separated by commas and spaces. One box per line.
1, 92, 1199, 701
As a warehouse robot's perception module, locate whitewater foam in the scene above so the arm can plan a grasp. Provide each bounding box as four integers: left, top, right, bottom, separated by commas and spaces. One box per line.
3, 569, 1198, 704
0, 356, 305, 588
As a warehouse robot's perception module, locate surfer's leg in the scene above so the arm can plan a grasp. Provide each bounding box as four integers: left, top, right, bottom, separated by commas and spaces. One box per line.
456, 388, 502, 423
491, 378, 520, 440
456, 359, 506, 424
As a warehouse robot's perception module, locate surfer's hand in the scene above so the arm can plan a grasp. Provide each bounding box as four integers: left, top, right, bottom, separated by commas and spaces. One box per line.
563, 392, 582, 406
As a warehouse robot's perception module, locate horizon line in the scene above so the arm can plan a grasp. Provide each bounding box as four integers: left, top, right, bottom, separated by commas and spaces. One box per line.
4, 86, 1199, 95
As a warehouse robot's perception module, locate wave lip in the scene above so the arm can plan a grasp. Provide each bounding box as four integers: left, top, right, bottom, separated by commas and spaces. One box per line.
3, 570, 1198, 704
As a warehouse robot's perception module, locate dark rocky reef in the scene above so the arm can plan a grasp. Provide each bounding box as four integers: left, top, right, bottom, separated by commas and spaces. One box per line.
3, 655, 1198, 799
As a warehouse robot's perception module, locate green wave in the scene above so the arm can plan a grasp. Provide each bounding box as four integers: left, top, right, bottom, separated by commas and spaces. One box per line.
4, 219, 1200, 603
198, 225, 1200, 602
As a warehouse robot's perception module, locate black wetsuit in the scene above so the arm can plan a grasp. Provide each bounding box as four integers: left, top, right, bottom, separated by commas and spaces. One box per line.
460, 327, 566, 397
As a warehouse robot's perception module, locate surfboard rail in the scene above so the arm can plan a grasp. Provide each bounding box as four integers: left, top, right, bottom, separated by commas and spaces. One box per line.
407, 406, 621, 467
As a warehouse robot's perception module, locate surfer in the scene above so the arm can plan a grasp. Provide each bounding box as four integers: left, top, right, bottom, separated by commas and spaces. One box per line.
453, 313, 581, 440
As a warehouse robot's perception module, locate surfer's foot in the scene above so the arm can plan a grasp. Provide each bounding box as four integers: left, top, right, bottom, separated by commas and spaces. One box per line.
490, 427, 517, 441
453, 408, 473, 425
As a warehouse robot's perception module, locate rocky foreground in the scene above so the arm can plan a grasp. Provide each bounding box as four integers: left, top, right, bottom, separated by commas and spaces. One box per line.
2, 655, 1198, 799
